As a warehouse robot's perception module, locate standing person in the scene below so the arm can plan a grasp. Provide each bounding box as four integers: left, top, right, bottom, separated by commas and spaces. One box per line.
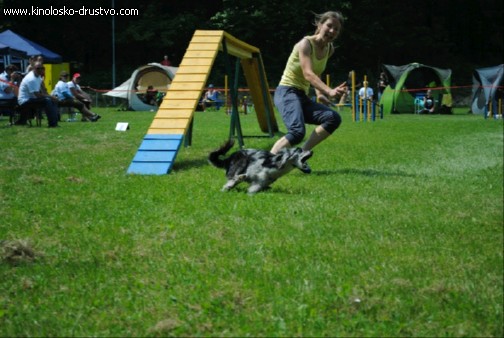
377, 72, 388, 101
270, 11, 347, 173
161, 55, 171, 66
358, 81, 374, 101
17, 61, 59, 127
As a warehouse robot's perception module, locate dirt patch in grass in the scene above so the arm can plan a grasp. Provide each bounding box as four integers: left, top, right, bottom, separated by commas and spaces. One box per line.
1, 239, 42, 265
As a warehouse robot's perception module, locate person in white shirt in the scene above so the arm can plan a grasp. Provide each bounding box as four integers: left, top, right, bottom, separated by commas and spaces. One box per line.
201, 84, 223, 110
0, 65, 21, 119
0, 65, 19, 105
67, 73, 93, 110
358, 81, 374, 101
52, 71, 101, 122
17, 61, 59, 127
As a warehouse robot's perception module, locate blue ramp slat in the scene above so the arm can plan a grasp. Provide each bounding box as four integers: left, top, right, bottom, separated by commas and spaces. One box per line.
139, 139, 181, 151
127, 134, 184, 175
127, 162, 172, 175
133, 150, 177, 162
144, 134, 184, 140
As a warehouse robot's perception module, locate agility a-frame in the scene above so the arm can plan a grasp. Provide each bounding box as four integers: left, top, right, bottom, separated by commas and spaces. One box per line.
127, 30, 278, 175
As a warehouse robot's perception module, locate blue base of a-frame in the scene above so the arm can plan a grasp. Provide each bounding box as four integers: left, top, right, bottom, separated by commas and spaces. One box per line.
127, 134, 183, 175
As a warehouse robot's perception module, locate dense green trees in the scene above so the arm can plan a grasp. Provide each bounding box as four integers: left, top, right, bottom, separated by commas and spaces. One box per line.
1, 0, 502, 88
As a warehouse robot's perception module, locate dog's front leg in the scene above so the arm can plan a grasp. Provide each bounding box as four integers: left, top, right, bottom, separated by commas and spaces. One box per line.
247, 183, 267, 195
221, 174, 247, 191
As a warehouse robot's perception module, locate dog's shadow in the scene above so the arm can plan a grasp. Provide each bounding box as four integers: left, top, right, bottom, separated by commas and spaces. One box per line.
172, 158, 209, 171
221, 186, 310, 196
207, 167, 418, 196
313, 167, 417, 178
174, 162, 416, 179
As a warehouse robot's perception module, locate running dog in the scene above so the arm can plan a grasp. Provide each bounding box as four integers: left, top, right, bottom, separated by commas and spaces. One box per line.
208, 139, 313, 194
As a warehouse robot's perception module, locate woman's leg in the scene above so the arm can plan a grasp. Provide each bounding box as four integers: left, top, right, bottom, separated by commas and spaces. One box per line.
270, 136, 292, 154
302, 126, 331, 151
302, 100, 342, 150
271, 86, 306, 153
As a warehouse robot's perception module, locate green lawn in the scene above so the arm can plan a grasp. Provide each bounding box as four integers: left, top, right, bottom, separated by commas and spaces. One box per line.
1, 107, 502, 337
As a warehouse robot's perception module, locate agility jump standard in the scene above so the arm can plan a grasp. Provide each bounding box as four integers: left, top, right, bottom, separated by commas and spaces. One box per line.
127, 30, 278, 175
328, 72, 382, 122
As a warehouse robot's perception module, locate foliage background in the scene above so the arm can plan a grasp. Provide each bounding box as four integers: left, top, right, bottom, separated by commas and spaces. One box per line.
1, 0, 502, 90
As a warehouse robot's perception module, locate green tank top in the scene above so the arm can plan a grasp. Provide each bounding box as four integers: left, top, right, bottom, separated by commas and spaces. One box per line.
279, 37, 331, 95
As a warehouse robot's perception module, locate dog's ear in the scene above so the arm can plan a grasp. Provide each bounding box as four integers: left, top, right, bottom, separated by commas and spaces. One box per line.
300, 149, 313, 163
285, 148, 302, 160
272, 152, 289, 169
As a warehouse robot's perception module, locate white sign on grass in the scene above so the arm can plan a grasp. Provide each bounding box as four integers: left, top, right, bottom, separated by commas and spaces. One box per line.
115, 122, 130, 131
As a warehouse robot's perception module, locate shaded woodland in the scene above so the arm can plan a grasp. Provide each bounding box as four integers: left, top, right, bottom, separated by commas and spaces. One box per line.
1, 0, 502, 89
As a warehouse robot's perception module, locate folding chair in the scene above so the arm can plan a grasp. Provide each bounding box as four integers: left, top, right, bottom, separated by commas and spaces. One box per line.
414, 92, 426, 114
12, 103, 43, 127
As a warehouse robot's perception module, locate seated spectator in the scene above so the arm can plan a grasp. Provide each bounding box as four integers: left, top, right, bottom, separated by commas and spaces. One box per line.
358, 81, 374, 101
52, 71, 101, 122
155, 91, 165, 106
1, 64, 17, 81
68, 73, 93, 110
201, 84, 223, 110
17, 61, 59, 127
0, 65, 20, 114
143, 85, 159, 106
24, 56, 37, 74
420, 89, 435, 114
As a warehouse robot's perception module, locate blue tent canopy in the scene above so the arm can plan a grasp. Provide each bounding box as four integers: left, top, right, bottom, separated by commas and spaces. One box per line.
0, 42, 27, 58
0, 42, 27, 69
0, 29, 62, 63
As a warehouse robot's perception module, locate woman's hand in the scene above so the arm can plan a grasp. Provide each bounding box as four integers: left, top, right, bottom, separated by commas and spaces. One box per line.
328, 82, 347, 99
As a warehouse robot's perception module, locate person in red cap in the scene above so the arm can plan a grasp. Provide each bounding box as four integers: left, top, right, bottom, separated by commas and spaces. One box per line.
52, 71, 101, 122
68, 73, 97, 121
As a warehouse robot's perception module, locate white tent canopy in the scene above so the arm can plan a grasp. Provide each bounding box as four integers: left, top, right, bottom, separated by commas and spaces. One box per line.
471, 64, 503, 115
105, 62, 178, 111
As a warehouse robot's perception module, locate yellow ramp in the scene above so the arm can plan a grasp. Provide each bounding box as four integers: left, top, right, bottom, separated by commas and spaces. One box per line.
128, 30, 277, 175
149, 30, 224, 135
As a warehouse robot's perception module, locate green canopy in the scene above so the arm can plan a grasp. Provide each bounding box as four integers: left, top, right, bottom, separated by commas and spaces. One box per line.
380, 63, 452, 114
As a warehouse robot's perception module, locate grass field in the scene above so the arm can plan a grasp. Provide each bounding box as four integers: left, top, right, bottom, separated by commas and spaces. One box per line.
0, 107, 503, 337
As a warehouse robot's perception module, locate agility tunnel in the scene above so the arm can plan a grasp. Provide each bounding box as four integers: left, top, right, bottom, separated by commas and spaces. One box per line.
127, 30, 277, 175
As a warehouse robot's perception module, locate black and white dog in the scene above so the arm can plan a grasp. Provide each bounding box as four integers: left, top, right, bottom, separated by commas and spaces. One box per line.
208, 139, 313, 194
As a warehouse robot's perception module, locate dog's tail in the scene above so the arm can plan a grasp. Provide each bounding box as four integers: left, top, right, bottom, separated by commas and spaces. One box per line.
208, 139, 235, 169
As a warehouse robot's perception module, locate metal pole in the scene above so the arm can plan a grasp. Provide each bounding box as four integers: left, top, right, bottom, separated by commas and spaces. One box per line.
111, 0, 116, 106
351, 71, 356, 122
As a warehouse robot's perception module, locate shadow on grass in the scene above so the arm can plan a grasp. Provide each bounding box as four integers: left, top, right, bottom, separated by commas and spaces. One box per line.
172, 158, 210, 171
313, 168, 417, 178
214, 185, 311, 195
